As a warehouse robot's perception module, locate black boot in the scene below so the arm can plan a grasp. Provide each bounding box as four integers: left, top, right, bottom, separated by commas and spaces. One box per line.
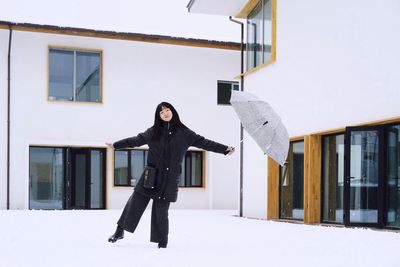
108, 226, 124, 243
158, 243, 167, 249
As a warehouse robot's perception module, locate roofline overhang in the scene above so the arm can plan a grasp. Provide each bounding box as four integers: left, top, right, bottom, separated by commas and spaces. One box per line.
0, 20, 241, 51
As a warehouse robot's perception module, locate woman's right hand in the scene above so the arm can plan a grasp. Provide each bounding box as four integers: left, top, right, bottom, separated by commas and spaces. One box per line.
226, 146, 235, 155
106, 142, 114, 149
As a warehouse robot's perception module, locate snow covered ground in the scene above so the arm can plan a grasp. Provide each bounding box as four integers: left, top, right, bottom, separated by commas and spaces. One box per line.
0, 209, 399, 267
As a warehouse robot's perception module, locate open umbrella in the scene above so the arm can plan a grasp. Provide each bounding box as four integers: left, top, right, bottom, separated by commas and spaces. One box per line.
230, 90, 289, 166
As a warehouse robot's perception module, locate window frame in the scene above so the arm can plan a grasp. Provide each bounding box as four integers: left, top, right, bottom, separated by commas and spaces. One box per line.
217, 80, 240, 106
48, 46, 103, 104
279, 140, 305, 221
29, 146, 107, 210
321, 133, 345, 224
245, 0, 276, 73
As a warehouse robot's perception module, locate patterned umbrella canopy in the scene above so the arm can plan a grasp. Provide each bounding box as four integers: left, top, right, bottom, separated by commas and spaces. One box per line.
230, 90, 289, 166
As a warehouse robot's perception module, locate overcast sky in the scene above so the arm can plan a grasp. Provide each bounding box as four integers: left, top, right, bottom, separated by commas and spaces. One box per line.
0, 0, 242, 42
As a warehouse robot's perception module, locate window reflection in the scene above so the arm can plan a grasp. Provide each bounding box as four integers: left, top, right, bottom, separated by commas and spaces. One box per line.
76, 51, 100, 102
49, 49, 101, 102
115, 151, 129, 185
247, 0, 274, 70
322, 134, 344, 223
387, 124, 400, 228
280, 141, 304, 220
29, 147, 64, 209
49, 50, 74, 101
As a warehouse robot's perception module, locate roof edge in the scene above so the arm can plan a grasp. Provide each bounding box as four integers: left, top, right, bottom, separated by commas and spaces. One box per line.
0, 20, 240, 51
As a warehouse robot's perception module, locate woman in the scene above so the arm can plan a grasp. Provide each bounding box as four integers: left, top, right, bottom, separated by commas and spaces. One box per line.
107, 102, 234, 248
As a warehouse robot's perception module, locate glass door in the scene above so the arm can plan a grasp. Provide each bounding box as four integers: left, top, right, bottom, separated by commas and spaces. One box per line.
344, 126, 384, 227
69, 149, 89, 209
67, 148, 106, 209
90, 150, 105, 209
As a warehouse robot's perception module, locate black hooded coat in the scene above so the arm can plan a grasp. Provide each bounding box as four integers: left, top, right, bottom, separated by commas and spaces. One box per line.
113, 123, 228, 202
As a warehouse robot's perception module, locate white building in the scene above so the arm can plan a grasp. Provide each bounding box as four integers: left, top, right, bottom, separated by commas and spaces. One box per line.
189, 0, 400, 229
0, 0, 242, 210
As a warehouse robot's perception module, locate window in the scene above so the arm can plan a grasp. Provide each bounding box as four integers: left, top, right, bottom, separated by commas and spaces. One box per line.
49, 48, 101, 102
280, 141, 304, 220
114, 150, 148, 186
386, 124, 400, 228
217, 80, 239, 105
322, 134, 345, 223
179, 151, 204, 187
246, 0, 274, 70
29, 147, 65, 209
114, 149, 204, 187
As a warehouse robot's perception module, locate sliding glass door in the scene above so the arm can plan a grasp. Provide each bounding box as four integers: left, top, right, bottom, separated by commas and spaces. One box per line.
29, 148, 65, 209
344, 126, 384, 227
29, 147, 106, 210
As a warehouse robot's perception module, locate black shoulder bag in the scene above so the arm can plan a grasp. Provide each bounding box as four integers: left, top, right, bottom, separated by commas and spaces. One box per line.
142, 165, 157, 189
141, 127, 170, 189
142, 140, 167, 189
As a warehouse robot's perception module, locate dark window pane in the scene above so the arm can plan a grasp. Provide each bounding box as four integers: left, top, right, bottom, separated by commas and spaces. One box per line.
49, 49, 74, 101
191, 152, 202, 186
280, 141, 304, 220
178, 151, 203, 187
247, 1, 263, 69
179, 155, 186, 187
386, 124, 400, 228
29, 147, 64, 209
263, 0, 272, 63
322, 134, 344, 223
76, 51, 101, 102
90, 150, 104, 209
115, 151, 128, 185
74, 153, 87, 208
349, 131, 379, 223
217, 81, 239, 105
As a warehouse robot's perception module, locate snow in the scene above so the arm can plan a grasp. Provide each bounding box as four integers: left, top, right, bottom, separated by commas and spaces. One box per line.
0, 209, 399, 267
0, 0, 241, 42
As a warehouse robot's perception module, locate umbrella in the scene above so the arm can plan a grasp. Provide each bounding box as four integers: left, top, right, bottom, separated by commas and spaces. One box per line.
230, 90, 289, 166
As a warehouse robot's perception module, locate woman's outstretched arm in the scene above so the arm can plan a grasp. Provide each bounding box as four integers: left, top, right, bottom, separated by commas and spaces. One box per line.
109, 128, 152, 150
187, 129, 234, 155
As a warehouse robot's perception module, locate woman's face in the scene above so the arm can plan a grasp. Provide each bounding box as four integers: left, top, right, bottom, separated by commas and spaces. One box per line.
159, 107, 173, 122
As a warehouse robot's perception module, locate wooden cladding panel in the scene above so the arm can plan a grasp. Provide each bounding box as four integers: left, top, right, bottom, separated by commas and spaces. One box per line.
304, 135, 322, 224
267, 157, 280, 220
236, 0, 261, 18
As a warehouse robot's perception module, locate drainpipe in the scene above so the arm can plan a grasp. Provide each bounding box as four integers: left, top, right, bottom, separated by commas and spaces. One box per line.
229, 16, 244, 217
186, 0, 196, 12
7, 25, 13, 209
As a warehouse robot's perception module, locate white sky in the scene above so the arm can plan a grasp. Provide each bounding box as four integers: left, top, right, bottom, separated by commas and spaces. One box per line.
0, 0, 242, 42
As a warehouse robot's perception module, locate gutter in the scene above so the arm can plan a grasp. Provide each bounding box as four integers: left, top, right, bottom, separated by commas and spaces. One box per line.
229, 16, 244, 217
186, 0, 196, 12
7, 25, 12, 209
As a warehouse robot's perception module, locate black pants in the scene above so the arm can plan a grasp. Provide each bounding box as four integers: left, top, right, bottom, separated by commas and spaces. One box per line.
117, 192, 170, 246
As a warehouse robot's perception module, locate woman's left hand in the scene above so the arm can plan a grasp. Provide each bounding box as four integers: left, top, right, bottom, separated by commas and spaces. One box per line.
226, 146, 235, 155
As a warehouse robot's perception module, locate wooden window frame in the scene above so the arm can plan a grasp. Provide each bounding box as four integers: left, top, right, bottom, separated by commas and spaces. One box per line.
48, 46, 103, 104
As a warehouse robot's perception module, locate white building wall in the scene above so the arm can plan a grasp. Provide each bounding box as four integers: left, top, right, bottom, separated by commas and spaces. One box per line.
0, 29, 240, 210
242, 0, 400, 218
0, 30, 9, 209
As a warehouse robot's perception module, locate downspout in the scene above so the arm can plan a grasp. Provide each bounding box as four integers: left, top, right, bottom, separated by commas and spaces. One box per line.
229, 17, 244, 217
186, 0, 196, 12
7, 25, 13, 209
